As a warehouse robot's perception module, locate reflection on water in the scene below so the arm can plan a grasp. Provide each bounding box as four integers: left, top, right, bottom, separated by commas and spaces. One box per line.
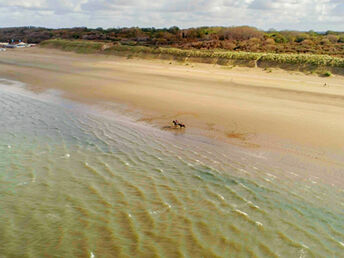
0, 79, 343, 257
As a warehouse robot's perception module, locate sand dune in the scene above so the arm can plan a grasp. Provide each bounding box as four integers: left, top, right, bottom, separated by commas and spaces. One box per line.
1, 47, 344, 159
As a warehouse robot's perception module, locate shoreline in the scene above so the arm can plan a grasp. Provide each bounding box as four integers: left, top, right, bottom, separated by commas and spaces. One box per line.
2, 76, 344, 189
1, 48, 344, 165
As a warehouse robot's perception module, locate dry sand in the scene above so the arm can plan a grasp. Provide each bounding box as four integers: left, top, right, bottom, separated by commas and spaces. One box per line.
1, 47, 344, 163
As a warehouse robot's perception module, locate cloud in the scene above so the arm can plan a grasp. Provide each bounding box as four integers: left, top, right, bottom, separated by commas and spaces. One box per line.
0, 0, 343, 30
330, 1, 344, 16
81, 0, 139, 11
249, 0, 275, 10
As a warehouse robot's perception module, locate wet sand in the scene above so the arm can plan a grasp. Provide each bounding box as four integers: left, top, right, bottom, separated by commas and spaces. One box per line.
1, 47, 344, 159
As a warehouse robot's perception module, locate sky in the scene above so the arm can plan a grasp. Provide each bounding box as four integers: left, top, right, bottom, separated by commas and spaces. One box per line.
0, 0, 343, 31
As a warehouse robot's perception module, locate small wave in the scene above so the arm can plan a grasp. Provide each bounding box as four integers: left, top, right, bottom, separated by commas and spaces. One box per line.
17, 182, 29, 186
153, 168, 164, 173
247, 201, 260, 209
265, 173, 276, 179
239, 183, 249, 190
289, 171, 299, 177
217, 194, 225, 201
149, 205, 171, 216
58, 153, 70, 159
301, 243, 309, 249
255, 221, 263, 227
238, 168, 249, 174
234, 209, 248, 217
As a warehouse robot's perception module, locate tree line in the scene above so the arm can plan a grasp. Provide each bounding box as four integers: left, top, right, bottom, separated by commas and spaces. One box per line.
1, 26, 343, 56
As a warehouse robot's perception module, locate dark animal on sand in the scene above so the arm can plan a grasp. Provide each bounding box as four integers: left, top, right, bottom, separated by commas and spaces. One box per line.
172, 120, 186, 128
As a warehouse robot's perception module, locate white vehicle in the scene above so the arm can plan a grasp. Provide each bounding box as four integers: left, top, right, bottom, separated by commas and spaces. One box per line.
16, 42, 27, 48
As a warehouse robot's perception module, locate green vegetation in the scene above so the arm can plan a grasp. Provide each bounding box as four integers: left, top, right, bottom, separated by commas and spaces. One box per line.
40, 39, 103, 53
2, 26, 344, 57
323, 71, 332, 77
41, 39, 344, 74
104, 42, 344, 68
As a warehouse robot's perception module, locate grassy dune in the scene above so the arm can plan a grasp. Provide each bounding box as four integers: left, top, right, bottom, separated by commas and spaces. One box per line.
40, 39, 344, 74
40, 39, 104, 53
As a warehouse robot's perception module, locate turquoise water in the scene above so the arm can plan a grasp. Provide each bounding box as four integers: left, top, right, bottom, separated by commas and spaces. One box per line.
0, 79, 343, 257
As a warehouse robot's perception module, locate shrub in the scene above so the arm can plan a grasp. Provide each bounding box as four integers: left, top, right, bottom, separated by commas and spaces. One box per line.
265, 38, 275, 45
302, 39, 313, 46
323, 71, 332, 77
327, 35, 339, 43
220, 26, 264, 41
295, 34, 309, 43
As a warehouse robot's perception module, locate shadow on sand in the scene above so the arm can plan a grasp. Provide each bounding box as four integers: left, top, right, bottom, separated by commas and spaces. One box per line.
162, 125, 186, 135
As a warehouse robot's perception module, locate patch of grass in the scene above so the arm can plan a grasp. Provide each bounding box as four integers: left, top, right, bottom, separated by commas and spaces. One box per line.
40, 39, 104, 54
323, 71, 332, 77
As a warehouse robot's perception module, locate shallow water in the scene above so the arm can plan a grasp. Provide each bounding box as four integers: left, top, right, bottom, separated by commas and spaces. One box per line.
0, 79, 343, 257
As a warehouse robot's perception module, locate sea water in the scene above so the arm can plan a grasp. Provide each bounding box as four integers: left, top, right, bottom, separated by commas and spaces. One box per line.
0, 79, 343, 257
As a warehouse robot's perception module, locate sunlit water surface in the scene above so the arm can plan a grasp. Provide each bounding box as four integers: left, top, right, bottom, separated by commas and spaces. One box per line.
0, 79, 343, 257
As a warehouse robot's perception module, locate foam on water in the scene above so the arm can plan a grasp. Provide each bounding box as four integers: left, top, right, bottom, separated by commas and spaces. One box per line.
0, 79, 344, 257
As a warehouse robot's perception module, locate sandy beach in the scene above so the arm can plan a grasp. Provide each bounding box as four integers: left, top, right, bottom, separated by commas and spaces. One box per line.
1, 47, 344, 158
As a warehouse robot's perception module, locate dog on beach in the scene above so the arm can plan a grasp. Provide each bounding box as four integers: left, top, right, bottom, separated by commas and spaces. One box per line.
173, 120, 186, 128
